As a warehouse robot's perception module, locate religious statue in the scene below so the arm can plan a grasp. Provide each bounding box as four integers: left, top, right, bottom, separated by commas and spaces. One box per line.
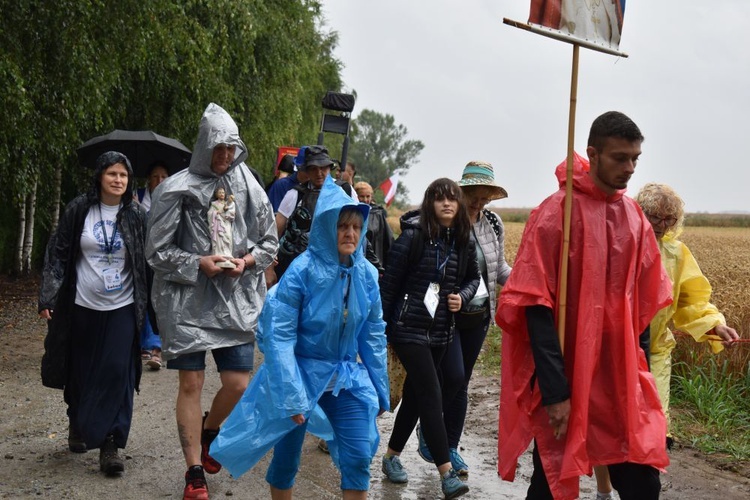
208, 187, 236, 268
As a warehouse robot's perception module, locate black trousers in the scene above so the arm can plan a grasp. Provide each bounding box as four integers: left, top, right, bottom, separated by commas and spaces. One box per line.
527, 442, 661, 500
388, 342, 450, 466
440, 318, 490, 448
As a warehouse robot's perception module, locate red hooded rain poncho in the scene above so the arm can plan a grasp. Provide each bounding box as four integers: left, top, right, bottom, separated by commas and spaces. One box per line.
496, 153, 673, 499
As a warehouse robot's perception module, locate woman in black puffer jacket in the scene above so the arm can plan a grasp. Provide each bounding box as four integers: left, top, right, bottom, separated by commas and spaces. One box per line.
380, 178, 479, 499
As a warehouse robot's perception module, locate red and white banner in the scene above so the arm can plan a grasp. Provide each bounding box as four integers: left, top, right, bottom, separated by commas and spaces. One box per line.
529, 0, 625, 50
378, 173, 399, 207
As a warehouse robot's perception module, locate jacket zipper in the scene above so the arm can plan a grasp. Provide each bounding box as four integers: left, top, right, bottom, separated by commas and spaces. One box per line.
428, 235, 454, 345
398, 293, 409, 322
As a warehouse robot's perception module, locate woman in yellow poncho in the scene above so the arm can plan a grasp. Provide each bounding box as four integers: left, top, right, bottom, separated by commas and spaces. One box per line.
635, 182, 739, 440
594, 182, 740, 500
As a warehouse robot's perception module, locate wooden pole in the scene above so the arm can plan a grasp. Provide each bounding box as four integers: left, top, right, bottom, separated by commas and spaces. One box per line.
557, 44, 580, 354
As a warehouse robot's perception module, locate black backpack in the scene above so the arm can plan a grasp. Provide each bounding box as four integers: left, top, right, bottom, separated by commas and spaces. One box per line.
483, 208, 503, 240
276, 185, 317, 278
406, 230, 469, 289
405, 209, 501, 289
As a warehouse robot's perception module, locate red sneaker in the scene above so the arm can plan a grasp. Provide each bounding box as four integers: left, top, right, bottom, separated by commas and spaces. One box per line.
183, 466, 208, 500
201, 412, 222, 474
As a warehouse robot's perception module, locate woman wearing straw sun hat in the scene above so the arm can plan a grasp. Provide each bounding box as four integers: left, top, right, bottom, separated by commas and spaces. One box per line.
415, 161, 512, 477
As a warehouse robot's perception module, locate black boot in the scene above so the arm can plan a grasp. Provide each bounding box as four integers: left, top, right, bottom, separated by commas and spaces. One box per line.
99, 434, 124, 475
68, 424, 87, 453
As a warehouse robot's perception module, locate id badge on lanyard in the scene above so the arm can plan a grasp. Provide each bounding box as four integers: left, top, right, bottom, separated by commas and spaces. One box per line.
99, 205, 122, 292
474, 275, 489, 300
424, 282, 440, 318
423, 241, 452, 318
102, 268, 123, 292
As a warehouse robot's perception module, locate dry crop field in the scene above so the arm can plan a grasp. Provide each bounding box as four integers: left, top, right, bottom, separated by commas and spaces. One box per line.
502, 222, 750, 373
674, 227, 750, 372
679, 227, 750, 335
388, 212, 750, 374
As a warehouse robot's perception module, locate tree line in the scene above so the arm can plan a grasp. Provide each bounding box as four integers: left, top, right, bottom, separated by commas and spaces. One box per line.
0, 0, 423, 274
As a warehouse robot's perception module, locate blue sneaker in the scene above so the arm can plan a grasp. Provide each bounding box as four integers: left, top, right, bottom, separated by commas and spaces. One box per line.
382, 455, 408, 484
416, 424, 434, 463
441, 468, 469, 499
449, 447, 469, 476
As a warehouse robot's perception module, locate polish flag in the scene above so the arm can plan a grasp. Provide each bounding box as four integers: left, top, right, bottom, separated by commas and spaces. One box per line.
378, 173, 399, 206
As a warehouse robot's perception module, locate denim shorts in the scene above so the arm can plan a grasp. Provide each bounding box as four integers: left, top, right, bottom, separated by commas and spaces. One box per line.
167, 342, 255, 372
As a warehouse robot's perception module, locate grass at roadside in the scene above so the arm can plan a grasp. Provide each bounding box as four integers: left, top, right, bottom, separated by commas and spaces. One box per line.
477, 325, 501, 375
671, 351, 750, 462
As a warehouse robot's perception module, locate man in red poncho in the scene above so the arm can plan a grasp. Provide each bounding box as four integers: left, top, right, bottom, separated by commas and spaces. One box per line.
496, 111, 673, 500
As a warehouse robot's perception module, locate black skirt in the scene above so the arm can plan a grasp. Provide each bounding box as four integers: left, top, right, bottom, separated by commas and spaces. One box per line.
64, 304, 137, 449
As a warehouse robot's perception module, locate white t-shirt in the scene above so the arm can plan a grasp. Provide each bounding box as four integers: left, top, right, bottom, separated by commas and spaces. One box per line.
277, 189, 300, 219
75, 203, 134, 310
138, 188, 152, 211
277, 183, 358, 219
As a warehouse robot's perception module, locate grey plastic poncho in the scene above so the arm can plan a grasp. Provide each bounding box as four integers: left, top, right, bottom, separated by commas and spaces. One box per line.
146, 103, 278, 360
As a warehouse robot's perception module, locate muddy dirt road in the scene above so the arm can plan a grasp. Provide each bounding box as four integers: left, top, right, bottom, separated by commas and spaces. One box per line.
1, 278, 748, 499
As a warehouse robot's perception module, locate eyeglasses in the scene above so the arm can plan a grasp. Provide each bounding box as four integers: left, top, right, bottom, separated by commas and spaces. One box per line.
645, 213, 678, 227
465, 194, 492, 206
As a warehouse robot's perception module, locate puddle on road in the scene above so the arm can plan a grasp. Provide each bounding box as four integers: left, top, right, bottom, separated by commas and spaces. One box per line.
294, 407, 538, 499
368, 410, 529, 499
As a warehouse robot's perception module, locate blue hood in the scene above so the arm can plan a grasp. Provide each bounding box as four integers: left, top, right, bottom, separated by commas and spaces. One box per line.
307, 176, 370, 266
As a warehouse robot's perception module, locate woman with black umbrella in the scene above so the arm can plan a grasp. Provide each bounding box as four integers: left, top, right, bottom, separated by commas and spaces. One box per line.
38, 151, 150, 476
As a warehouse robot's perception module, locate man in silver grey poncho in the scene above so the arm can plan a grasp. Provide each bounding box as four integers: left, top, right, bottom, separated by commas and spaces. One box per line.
146, 103, 278, 497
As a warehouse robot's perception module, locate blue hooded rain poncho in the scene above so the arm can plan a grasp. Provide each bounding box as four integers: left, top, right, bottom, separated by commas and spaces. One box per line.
210, 176, 389, 477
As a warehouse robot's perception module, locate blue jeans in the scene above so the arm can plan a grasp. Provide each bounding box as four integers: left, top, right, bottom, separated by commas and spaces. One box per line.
266, 390, 374, 491
139, 311, 161, 351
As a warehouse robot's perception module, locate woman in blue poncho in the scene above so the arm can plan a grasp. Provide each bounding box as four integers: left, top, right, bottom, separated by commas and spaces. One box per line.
210, 176, 389, 499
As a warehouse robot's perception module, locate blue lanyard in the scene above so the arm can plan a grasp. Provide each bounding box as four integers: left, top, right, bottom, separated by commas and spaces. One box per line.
98, 205, 119, 259
434, 240, 454, 282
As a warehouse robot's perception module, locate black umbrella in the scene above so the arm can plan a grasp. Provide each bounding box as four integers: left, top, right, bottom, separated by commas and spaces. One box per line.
77, 129, 192, 177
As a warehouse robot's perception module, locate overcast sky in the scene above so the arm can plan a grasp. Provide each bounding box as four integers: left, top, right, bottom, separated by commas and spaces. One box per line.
320, 1, 750, 213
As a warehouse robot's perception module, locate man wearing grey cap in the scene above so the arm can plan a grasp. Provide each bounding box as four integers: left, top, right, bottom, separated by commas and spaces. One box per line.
274, 146, 345, 278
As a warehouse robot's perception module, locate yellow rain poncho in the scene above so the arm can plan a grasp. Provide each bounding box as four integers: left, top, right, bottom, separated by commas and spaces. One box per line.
651, 233, 726, 432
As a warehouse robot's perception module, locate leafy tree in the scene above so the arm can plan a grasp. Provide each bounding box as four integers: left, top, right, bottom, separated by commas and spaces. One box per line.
0, 0, 127, 272
0, 0, 342, 273
347, 109, 424, 206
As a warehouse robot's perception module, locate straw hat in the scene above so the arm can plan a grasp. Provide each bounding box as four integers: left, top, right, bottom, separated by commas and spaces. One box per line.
457, 161, 508, 200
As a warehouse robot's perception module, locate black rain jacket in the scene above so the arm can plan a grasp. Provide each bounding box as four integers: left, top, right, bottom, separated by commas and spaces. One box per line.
38, 194, 148, 390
